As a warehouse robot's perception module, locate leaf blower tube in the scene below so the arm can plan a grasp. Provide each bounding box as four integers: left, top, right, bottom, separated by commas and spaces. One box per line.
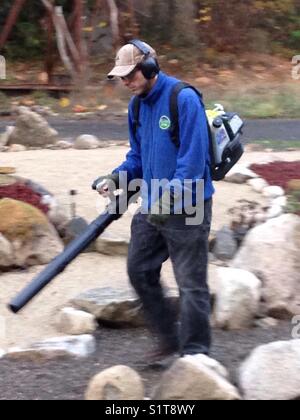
8, 192, 133, 314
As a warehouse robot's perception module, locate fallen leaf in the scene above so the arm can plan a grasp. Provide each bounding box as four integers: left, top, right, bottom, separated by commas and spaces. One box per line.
97, 105, 108, 111
60, 97, 70, 108
73, 104, 87, 113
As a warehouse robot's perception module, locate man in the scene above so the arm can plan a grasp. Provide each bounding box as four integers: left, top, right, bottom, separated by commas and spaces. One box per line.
93, 40, 215, 361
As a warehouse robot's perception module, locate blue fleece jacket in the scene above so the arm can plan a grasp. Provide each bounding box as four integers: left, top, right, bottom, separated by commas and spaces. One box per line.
113, 71, 215, 212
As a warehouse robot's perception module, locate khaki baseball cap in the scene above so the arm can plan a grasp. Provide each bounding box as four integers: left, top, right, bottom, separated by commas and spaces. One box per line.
107, 42, 157, 79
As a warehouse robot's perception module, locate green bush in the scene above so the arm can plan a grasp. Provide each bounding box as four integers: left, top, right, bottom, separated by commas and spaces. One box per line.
286, 190, 300, 216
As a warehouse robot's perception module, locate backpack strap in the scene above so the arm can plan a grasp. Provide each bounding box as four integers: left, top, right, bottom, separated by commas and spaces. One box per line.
132, 95, 141, 136
169, 82, 204, 148
169, 82, 216, 168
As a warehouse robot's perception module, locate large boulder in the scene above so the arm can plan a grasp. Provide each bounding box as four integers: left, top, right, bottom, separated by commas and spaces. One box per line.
213, 267, 262, 329
232, 214, 300, 318
0, 233, 14, 268
0, 198, 63, 267
71, 287, 179, 328
7, 107, 58, 147
0, 126, 14, 147
239, 340, 300, 400
70, 287, 145, 327
0, 174, 17, 186
85, 366, 144, 400
153, 355, 241, 400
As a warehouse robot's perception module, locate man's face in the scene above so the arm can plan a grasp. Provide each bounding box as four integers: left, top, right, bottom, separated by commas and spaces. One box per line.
121, 68, 152, 96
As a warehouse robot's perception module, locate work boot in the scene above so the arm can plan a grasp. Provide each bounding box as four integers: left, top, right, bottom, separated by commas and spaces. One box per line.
144, 342, 179, 368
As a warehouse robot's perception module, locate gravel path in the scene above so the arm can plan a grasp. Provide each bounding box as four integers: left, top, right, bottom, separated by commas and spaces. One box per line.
0, 322, 292, 400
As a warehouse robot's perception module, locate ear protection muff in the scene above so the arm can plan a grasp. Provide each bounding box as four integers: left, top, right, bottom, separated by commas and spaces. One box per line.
128, 39, 160, 80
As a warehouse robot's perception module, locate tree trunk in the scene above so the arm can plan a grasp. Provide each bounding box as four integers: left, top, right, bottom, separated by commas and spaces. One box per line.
0, 0, 27, 51
45, 0, 55, 83
106, 0, 120, 49
88, 0, 103, 51
73, 0, 84, 65
127, 0, 139, 39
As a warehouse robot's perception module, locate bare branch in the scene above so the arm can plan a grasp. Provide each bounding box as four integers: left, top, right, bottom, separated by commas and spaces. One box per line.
106, 0, 120, 49
0, 0, 27, 51
41, 0, 76, 78
54, 7, 77, 78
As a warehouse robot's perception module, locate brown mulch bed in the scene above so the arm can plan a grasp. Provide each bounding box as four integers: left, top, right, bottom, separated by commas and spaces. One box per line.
250, 161, 300, 191
0, 183, 49, 214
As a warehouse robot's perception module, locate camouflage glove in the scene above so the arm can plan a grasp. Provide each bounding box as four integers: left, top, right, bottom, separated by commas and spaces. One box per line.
91, 173, 120, 196
147, 190, 174, 226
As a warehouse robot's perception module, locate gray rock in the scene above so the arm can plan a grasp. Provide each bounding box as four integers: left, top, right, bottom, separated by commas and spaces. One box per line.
0, 198, 64, 268
25, 180, 52, 197
60, 217, 91, 248
255, 317, 279, 329
213, 267, 262, 329
85, 365, 144, 400
5, 335, 96, 362
0, 234, 14, 268
7, 107, 58, 147
56, 308, 98, 335
247, 178, 269, 193
213, 227, 238, 260
0, 126, 14, 147
225, 165, 258, 184
239, 340, 300, 400
266, 204, 283, 219
71, 287, 179, 328
233, 214, 300, 318
71, 287, 144, 327
8, 144, 27, 152
95, 231, 129, 256
272, 196, 287, 208
56, 140, 73, 149
153, 355, 241, 400
74, 135, 100, 150
263, 186, 285, 199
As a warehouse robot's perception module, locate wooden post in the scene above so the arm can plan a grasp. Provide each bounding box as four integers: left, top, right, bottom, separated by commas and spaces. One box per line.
0, 0, 27, 51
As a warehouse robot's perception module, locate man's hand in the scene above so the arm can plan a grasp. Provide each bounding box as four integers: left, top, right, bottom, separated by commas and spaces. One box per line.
92, 173, 119, 198
147, 190, 175, 226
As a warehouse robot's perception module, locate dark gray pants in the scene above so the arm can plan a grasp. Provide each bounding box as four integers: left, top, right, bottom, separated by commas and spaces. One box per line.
127, 199, 212, 356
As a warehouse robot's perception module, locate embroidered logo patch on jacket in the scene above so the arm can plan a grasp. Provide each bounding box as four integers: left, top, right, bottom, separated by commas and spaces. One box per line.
159, 116, 171, 130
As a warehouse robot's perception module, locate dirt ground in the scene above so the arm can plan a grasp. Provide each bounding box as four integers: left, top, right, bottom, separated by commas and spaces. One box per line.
0, 147, 299, 399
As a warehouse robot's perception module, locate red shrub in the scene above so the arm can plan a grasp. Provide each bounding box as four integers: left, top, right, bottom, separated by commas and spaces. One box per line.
0, 183, 49, 214
250, 161, 300, 192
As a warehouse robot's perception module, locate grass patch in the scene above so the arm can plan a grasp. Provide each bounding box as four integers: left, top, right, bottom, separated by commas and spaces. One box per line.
250, 139, 300, 151
205, 82, 300, 119
0, 92, 10, 111
286, 190, 300, 216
